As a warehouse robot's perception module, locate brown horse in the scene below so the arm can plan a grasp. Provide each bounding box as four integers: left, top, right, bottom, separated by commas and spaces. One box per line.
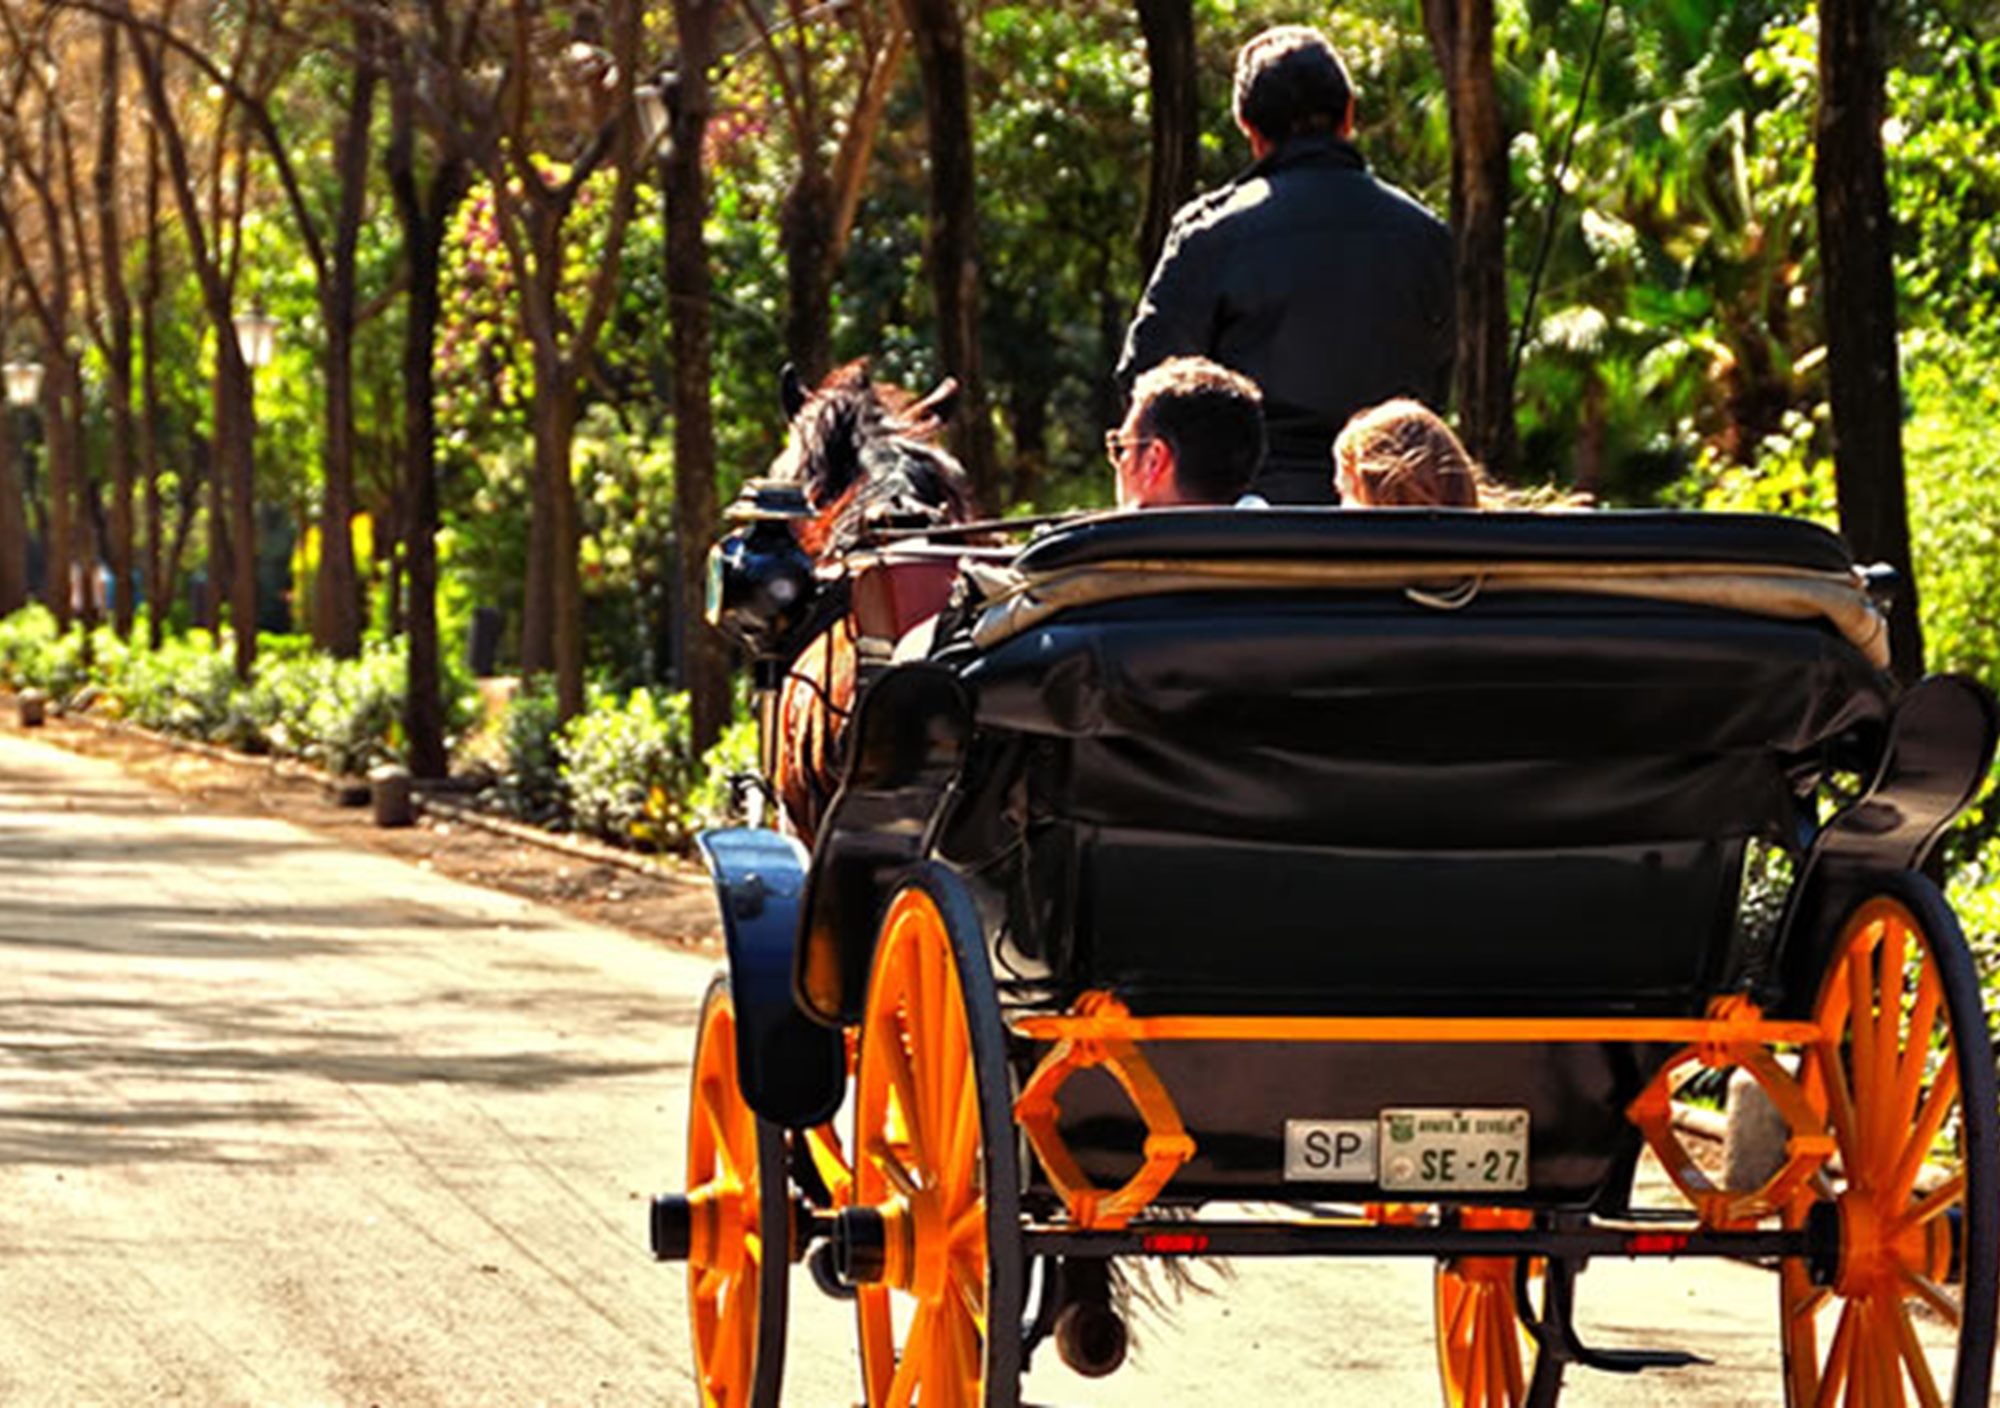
768, 361, 972, 840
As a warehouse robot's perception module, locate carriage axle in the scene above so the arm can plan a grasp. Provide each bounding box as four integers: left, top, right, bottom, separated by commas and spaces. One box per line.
1021, 1217, 1816, 1267
656, 1193, 1830, 1275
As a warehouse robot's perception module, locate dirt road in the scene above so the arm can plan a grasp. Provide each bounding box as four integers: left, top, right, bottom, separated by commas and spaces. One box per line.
0, 729, 1929, 1404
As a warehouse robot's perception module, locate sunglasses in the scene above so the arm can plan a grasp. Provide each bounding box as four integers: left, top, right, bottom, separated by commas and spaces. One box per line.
1103, 431, 1158, 467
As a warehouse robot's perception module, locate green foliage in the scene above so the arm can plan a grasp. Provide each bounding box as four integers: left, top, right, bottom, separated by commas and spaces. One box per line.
687, 715, 762, 833
491, 675, 566, 824
0, 604, 82, 698
556, 686, 702, 853
248, 641, 410, 777
107, 630, 257, 745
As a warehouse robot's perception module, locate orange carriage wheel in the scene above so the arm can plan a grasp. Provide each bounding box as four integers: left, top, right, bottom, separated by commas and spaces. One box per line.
1434, 1207, 1563, 1407
1780, 887, 1998, 1407
686, 976, 789, 1407
853, 869, 1024, 1407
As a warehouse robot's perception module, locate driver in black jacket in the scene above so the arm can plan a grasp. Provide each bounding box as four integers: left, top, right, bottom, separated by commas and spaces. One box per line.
1116, 25, 1455, 505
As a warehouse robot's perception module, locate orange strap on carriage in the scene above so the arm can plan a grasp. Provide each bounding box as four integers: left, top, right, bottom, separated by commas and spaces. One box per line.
1011, 990, 1835, 1231
1014, 993, 1196, 1231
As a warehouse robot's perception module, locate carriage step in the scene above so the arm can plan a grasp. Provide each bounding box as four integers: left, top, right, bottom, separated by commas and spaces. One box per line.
1568, 1344, 1707, 1374
649, 1195, 692, 1261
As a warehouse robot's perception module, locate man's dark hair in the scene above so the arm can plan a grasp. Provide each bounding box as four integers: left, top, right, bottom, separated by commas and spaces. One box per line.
1130, 357, 1266, 503
1233, 25, 1353, 144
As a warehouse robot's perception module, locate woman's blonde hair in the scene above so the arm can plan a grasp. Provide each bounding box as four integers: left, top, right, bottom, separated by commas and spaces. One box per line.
1333, 398, 1483, 507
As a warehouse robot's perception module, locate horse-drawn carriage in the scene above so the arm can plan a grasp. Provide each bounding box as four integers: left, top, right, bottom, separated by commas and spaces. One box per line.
647, 371, 1999, 1406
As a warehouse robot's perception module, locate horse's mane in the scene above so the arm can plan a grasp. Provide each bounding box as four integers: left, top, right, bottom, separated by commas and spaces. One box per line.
770, 360, 972, 556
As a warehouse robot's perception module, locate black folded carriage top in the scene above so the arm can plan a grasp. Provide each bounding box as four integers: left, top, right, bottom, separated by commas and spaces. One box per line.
944, 508, 1896, 1014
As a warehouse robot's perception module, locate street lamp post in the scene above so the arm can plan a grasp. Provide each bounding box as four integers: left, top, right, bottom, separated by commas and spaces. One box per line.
227, 308, 279, 674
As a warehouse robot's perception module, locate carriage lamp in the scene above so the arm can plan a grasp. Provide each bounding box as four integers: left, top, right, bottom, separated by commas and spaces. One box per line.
706, 482, 819, 656
3, 358, 44, 407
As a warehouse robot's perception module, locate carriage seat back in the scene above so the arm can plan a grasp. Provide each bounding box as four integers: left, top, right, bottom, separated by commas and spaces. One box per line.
949, 509, 1894, 1014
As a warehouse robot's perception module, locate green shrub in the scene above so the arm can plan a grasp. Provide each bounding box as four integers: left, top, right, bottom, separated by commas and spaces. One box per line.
107, 631, 255, 744
557, 686, 700, 852
688, 715, 762, 834
0, 604, 89, 700
490, 675, 565, 823
302, 644, 408, 776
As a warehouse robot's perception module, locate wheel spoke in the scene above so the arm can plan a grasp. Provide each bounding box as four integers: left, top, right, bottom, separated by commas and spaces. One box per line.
1499, 1289, 1525, 1404
1464, 1292, 1490, 1405
916, 943, 947, 1147
1889, 968, 1941, 1144
887, 1303, 930, 1408
939, 1073, 978, 1209
700, 1081, 742, 1183
865, 1133, 922, 1202
950, 1246, 988, 1336
1481, 1292, 1509, 1406
1447, 1276, 1475, 1351
1849, 932, 1880, 1166
944, 1292, 981, 1408
1863, 1297, 1905, 1407
695, 1263, 726, 1301
1887, 1294, 1946, 1408
1815, 1038, 1864, 1172
714, 1276, 747, 1390
876, 1023, 935, 1178
722, 1113, 757, 1200
1814, 1300, 1857, 1408
1889, 1054, 1959, 1205
1899, 1269, 1961, 1327
1895, 1171, 1966, 1233
1874, 920, 1906, 1157
857, 1285, 893, 1404
1790, 1281, 1834, 1325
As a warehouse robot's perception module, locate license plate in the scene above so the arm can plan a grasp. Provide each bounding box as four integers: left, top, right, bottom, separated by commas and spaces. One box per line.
1378, 1108, 1529, 1192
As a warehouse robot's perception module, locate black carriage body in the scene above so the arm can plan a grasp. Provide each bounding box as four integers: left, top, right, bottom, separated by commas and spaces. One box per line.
799, 508, 1985, 1209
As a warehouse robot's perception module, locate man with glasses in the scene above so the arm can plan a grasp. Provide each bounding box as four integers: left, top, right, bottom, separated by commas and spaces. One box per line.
1109, 356, 1267, 508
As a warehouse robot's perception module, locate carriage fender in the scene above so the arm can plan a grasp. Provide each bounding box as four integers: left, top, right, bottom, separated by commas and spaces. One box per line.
1769, 672, 1999, 1016
695, 828, 846, 1128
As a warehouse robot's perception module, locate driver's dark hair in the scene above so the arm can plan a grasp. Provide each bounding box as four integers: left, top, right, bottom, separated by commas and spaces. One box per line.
1233, 25, 1353, 144
1130, 357, 1266, 504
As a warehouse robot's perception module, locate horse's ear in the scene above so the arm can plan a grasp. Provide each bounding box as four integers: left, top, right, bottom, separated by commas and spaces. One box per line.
780, 363, 808, 420
910, 375, 960, 427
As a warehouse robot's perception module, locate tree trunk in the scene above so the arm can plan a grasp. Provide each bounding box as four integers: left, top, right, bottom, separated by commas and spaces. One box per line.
1816, 0, 1922, 684
204, 368, 228, 633
901, 0, 997, 510
387, 76, 467, 780
0, 288, 22, 617
227, 354, 258, 677
548, 377, 584, 723
781, 160, 836, 382
1422, 0, 1515, 480
44, 355, 75, 632
133, 33, 258, 667
667, 0, 730, 754
520, 317, 562, 682
0, 401, 22, 618
318, 56, 376, 659
1135, 0, 1199, 274
516, 200, 564, 683
143, 127, 166, 647
95, 19, 138, 639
